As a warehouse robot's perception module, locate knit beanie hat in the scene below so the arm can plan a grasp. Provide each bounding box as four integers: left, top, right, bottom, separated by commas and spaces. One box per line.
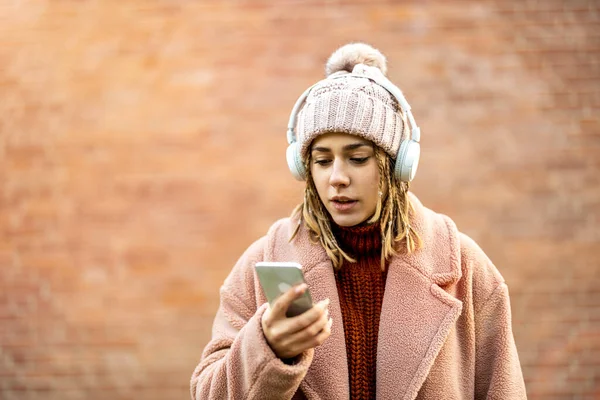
296, 43, 408, 160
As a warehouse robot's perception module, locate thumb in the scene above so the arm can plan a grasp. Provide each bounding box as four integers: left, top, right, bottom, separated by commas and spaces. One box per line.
270, 283, 307, 319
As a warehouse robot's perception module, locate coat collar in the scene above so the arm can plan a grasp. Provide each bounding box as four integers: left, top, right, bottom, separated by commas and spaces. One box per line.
266, 193, 463, 399
277, 193, 462, 286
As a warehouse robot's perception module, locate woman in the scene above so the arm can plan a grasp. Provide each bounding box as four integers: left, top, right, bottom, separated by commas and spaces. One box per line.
190, 43, 527, 400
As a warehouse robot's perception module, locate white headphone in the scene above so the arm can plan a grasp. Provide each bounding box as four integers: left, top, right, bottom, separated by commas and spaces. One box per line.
286, 69, 421, 182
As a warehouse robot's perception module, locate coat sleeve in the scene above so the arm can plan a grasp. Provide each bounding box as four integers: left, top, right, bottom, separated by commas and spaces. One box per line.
190, 236, 314, 400
474, 282, 527, 400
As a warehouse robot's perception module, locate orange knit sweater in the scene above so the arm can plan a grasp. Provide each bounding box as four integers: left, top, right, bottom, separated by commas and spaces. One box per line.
332, 223, 388, 400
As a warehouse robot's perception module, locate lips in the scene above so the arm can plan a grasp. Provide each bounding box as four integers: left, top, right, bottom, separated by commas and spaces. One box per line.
330, 197, 357, 212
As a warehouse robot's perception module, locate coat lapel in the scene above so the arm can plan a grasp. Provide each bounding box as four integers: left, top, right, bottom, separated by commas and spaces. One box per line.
377, 194, 464, 400
376, 258, 463, 400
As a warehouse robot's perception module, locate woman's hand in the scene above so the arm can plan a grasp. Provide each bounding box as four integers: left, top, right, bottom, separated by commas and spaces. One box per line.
261, 283, 332, 360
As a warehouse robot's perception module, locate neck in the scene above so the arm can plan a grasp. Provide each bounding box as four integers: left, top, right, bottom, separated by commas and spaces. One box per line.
331, 221, 382, 260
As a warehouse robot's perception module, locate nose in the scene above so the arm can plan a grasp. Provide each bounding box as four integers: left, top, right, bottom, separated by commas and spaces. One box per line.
329, 159, 350, 188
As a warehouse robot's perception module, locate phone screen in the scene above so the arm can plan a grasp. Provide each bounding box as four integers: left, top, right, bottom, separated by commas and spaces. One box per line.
255, 262, 313, 317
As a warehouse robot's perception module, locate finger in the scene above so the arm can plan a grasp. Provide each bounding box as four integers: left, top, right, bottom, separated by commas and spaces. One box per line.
311, 317, 333, 346
261, 305, 274, 329
284, 299, 330, 334
290, 301, 329, 337
280, 310, 329, 349
270, 283, 308, 319
265, 300, 328, 355
295, 309, 330, 341
283, 317, 333, 356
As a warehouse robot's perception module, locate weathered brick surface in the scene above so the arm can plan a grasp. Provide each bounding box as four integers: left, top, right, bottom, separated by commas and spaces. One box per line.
1, 1, 598, 399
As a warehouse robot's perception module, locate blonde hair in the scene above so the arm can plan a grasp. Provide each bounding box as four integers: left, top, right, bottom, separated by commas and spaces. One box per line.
290, 146, 422, 270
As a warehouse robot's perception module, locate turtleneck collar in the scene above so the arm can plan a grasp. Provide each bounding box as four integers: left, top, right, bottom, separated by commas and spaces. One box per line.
331, 221, 382, 259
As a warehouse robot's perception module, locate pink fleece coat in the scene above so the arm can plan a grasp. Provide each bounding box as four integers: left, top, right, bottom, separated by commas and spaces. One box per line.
190, 194, 527, 399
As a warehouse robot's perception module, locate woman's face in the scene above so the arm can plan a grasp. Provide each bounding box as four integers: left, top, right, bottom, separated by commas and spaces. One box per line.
310, 132, 380, 227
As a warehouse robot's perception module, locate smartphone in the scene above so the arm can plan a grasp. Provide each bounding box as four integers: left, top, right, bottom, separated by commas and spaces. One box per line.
255, 262, 313, 317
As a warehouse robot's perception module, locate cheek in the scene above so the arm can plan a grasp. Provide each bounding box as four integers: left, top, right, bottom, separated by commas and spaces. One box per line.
368, 167, 380, 191
366, 169, 380, 205
310, 168, 328, 199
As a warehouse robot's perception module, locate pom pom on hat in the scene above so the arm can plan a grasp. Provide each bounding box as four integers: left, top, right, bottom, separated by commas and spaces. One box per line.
296, 42, 406, 162
325, 42, 388, 77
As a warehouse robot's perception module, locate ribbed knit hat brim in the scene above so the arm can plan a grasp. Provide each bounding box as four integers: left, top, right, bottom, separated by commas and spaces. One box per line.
297, 87, 405, 159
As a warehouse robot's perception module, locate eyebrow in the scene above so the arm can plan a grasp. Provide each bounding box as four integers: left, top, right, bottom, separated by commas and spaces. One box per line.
312, 142, 372, 153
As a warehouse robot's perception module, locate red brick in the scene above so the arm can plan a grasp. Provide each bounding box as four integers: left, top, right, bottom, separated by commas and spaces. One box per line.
1, 0, 599, 399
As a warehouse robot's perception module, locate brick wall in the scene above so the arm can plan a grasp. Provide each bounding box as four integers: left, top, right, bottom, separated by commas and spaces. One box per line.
1, 1, 598, 399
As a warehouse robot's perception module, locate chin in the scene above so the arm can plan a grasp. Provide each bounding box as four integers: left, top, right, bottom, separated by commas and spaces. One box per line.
331, 214, 367, 227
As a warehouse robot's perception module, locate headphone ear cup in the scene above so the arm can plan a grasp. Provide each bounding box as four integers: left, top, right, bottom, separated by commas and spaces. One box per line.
286, 142, 306, 181
394, 140, 421, 182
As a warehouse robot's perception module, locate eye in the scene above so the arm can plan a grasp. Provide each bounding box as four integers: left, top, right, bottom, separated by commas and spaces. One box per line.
350, 157, 370, 164
314, 159, 332, 166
